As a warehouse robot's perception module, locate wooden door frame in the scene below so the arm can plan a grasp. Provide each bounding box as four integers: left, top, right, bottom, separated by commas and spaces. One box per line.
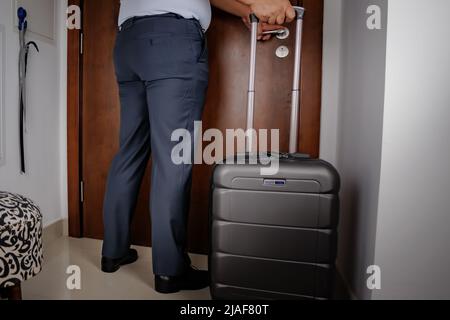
67, 0, 83, 237
67, 0, 324, 238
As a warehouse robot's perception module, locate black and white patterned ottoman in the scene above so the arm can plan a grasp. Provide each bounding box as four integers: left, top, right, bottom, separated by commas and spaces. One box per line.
0, 191, 43, 300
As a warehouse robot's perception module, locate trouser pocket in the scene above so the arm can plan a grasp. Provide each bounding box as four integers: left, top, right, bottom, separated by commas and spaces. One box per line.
192, 20, 208, 64
197, 37, 208, 63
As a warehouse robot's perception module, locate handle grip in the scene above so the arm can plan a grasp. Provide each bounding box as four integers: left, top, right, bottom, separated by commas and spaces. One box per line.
249, 6, 305, 24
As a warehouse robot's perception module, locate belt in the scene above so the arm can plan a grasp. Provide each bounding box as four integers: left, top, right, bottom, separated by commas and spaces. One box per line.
119, 13, 204, 34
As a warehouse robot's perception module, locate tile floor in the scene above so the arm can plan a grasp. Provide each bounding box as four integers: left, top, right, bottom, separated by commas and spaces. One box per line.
22, 237, 211, 300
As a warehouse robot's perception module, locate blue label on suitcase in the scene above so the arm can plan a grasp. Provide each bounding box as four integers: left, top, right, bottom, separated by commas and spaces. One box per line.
263, 179, 286, 186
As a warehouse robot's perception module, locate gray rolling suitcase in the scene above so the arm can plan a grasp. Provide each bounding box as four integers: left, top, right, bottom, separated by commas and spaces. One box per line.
209, 7, 340, 300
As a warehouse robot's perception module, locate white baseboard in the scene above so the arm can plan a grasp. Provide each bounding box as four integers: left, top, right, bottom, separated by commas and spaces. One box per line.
43, 219, 65, 249
62, 218, 69, 237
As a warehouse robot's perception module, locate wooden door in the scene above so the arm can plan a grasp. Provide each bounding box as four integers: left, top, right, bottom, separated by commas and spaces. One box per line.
75, 0, 324, 254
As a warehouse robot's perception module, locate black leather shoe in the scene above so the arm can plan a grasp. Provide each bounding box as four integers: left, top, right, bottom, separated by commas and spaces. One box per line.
155, 267, 210, 294
101, 249, 138, 273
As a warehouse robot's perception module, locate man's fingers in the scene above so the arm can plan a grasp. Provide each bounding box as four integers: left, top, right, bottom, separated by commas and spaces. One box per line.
276, 13, 286, 25
261, 22, 284, 30
259, 14, 269, 23
268, 15, 277, 25
285, 7, 296, 23
262, 35, 271, 41
250, 1, 297, 25
257, 24, 264, 37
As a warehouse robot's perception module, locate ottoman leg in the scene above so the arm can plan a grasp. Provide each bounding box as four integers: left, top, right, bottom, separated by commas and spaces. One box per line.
10, 284, 22, 300
3, 284, 22, 300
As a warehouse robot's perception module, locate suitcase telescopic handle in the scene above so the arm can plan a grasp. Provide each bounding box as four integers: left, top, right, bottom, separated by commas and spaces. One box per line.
246, 7, 305, 154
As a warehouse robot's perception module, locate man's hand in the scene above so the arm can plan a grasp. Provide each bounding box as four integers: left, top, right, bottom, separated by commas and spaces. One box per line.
238, 0, 296, 25
242, 16, 286, 41
210, 0, 289, 41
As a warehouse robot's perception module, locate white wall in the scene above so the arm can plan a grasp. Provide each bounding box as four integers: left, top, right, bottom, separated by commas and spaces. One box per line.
320, 0, 343, 165
321, 0, 388, 299
322, 0, 450, 299
0, 0, 68, 227
0, 24, 5, 167
373, 0, 450, 299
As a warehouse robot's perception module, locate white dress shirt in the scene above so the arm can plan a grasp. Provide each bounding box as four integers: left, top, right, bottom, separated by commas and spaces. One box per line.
119, 0, 212, 30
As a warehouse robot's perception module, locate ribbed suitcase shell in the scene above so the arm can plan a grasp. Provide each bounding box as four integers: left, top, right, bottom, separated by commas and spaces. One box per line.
209, 157, 340, 300
209, 8, 340, 300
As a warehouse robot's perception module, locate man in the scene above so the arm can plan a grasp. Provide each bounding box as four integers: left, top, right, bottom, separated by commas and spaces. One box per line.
101, 0, 295, 294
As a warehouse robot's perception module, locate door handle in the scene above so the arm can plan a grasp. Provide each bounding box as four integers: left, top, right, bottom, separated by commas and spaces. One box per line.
262, 28, 290, 40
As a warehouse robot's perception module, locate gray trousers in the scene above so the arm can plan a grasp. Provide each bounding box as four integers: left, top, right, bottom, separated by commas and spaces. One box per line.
102, 14, 209, 277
